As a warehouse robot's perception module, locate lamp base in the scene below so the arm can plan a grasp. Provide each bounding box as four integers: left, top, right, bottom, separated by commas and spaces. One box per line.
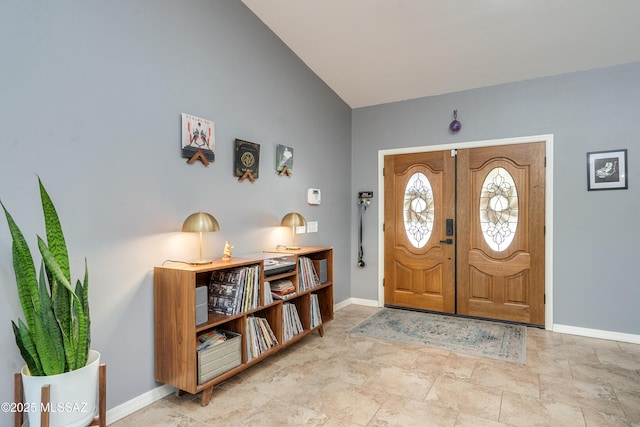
189, 259, 213, 265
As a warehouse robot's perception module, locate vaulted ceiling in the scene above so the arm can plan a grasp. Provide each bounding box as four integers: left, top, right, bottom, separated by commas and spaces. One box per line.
241, 0, 640, 108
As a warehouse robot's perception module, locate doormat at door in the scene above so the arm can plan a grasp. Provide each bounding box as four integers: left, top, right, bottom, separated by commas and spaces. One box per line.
349, 308, 526, 364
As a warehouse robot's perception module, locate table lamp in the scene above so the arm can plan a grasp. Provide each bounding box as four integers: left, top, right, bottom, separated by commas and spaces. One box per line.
280, 212, 306, 250
182, 211, 219, 264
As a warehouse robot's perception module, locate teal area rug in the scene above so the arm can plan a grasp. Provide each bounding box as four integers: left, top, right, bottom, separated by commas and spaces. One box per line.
349, 308, 526, 364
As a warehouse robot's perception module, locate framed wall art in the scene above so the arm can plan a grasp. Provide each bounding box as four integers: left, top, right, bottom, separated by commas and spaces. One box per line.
587, 149, 628, 191
181, 113, 215, 164
234, 139, 260, 181
276, 144, 294, 176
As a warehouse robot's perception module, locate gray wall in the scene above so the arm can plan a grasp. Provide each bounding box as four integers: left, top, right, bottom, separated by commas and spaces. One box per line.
0, 0, 351, 421
352, 62, 640, 335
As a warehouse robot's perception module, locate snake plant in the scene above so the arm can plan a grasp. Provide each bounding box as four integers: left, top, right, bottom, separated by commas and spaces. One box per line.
2, 178, 90, 376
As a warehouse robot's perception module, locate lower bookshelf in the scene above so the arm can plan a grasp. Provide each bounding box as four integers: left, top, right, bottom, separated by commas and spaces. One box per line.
154, 246, 333, 406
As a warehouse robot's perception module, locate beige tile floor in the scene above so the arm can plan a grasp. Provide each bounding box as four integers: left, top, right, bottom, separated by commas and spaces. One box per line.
111, 304, 640, 426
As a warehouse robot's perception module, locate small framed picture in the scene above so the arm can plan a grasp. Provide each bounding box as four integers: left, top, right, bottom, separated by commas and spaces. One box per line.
276, 144, 294, 174
587, 149, 628, 191
181, 113, 215, 162
234, 139, 260, 179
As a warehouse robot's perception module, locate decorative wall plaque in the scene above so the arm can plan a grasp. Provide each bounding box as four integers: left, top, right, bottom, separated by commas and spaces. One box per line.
234, 139, 260, 181
181, 113, 215, 165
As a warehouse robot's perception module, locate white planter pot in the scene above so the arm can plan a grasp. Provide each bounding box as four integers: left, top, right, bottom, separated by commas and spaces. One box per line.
21, 350, 100, 427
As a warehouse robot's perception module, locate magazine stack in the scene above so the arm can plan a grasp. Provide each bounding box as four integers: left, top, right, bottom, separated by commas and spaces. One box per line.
263, 281, 274, 305
282, 302, 304, 343
297, 256, 321, 291
310, 294, 322, 328
269, 279, 295, 300
245, 316, 278, 361
208, 265, 260, 315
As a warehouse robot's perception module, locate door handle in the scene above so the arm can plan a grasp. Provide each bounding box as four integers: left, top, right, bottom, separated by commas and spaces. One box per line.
439, 239, 453, 244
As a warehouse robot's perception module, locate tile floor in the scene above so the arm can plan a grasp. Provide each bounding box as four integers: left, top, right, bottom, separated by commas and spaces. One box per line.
111, 304, 640, 426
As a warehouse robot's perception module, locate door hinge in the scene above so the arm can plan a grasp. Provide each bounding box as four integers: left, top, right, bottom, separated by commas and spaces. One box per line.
544, 157, 547, 167
383, 167, 385, 176
544, 294, 546, 304
383, 223, 385, 231
383, 278, 385, 287
451, 149, 457, 157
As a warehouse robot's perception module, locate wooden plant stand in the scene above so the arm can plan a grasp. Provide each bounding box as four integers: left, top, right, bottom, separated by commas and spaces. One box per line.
13, 364, 106, 427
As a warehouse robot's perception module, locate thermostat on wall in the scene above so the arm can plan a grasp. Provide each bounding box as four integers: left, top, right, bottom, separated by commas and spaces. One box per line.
307, 188, 321, 205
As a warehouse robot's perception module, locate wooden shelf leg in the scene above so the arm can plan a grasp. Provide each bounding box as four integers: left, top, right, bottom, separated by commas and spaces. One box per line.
318, 324, 325, 337
175, 389, 184, 397
98, 364, 106, 427
88, 363, 107, 427
41, 384, 51, 427
14, 373, 23, 427
200, 386, 214, 406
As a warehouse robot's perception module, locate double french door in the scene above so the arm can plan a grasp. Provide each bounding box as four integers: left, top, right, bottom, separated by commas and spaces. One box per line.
383, 142, 545, 326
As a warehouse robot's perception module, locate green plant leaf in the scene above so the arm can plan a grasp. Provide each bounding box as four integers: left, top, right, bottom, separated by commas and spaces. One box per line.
74, 264, 90, 368
49, 267, 72, 364
33, 267, 66, 375
38, 177, 70, 283
3, 179, 91, 375
48, 272, 78, 371
2, 202, 39, 333
38, 236, 78, 300
39, 243, 80, 371
12, 320, 44, 376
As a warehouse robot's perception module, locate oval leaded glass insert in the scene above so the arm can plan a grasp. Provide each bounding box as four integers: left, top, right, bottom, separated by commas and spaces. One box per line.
403, 172, 434, 248
479, 167, 518, 251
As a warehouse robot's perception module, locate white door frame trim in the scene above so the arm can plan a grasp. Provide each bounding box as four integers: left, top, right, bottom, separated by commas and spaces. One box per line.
377, 134, 554, 330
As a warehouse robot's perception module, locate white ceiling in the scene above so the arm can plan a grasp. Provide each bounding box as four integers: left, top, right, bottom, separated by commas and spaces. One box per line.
241, 0, 640, 108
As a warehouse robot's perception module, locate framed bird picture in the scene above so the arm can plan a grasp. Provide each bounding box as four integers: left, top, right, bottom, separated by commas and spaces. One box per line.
181, 113, 215, 164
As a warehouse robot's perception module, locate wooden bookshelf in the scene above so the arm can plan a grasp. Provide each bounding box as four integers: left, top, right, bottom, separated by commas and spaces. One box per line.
154, 247, 333, 406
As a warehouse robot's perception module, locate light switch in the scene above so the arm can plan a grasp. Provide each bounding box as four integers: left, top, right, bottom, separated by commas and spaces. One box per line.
308, 221, 318, 233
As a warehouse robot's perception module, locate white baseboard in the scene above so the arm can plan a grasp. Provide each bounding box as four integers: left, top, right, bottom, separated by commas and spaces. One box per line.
106, 384, 173, 425
552, 324, 640, 344
335, 298, 379, 311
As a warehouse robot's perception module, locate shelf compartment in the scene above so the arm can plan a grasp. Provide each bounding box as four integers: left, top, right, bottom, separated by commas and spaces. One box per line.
197, 330, 241, 385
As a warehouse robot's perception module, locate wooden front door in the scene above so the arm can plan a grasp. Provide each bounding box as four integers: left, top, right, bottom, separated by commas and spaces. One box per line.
384, 151, 456, 313
383, 142, 546, 326
456, 143, 545, 325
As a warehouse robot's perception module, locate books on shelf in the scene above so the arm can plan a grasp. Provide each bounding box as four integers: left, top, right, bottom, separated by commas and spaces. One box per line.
282, 302, 304, 343
245, 316, 278, 361
263, 281, 274, 305
310, 293, 322, 328
298, 256, 321, 291
208, 265, 261, 316
270, 279, 295, 300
